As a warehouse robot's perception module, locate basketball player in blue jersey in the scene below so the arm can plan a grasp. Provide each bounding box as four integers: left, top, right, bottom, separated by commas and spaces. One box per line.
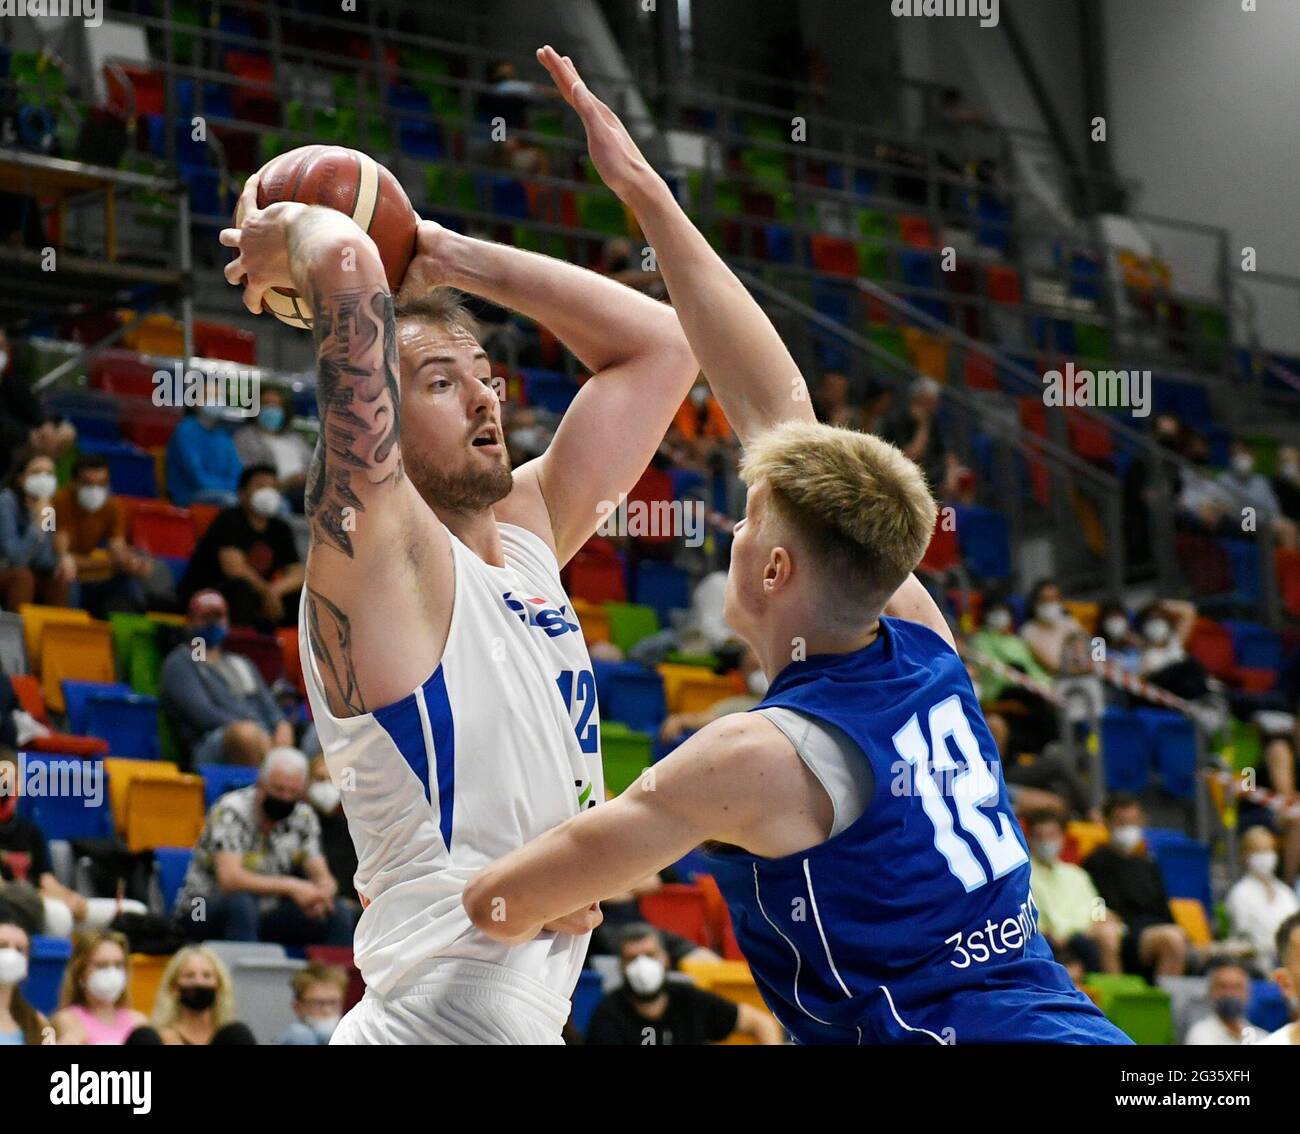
464, 49, 1130, 1045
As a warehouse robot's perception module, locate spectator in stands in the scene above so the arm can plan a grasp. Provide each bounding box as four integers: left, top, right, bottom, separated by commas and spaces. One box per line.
0, 747, 148, 936
1271, 444, 1300, 524
1026, 812, 1122, 973
307, 754, 358, 915
1219, 441, 1297, 549
52, 453, 152, 617
278, 962, 348, 1045
172, 747, 352, 948
51, 929, 149, 1044
165, 406, 242, 508
1250, 731, 1300, 886
1020, 580, 1087, 674
1084, 794, 1188, 977
588, 869, 721, 967
0, 449, 73, 609
968, 596, 1059, 758
880, 377, 961, 498
1176, 429, 1235, 534
0, 328, 76, 461
1135, 599, 1207, 702
1226, 826, 1299, 967
813, 371, 860, 429
1096, 599, 1142, 673
666, 377, 734, 469
178, 464, 304, 630
583, 923, 783, 1045
160, 590, 293, 766
0, 909, 48, 1044
476, 59, 555, 175
1123, 413, 1184, 568
232, 388, 312, 514
1254, 912, 1300, 1044
599, 237, 664, 296
153, 944, 253, 1045
1185, 960, 1254, 1045
504, 404, 553, 467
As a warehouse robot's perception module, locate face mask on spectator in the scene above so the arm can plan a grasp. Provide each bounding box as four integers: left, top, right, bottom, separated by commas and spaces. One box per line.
195, 622, 227, 650
1035, 600, 1062, 624
308, 781, 341, 814
0, 947, 28, 985
262, 794, 296, 822
23, 471, 56, 499
309, 1015, 341, 1042
1247, 850, 1278, 878
76, 484, 109, 513
985, 609, 1012, 632
250, 486, 282, 518
623, 954, 667, 999
689, 385, 709, 408
1213, 995, 1246, 1022
1034, 838, 1062, 862
178, 985, 216, 1012
1110, 824, 1143, 853
1103, 615, 1129, 641
1230, 453, 1254, 477
1279, 459, 1300, 482
86, 965, 127, 1004
259, 406, 285, 433
1142, 617, 1171, 645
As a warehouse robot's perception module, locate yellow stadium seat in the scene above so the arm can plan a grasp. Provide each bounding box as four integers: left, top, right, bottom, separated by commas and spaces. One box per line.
145, 612, 186, 627
122, 312, 185, 357
1067, 819, 1110, 863
570, 598, 610, 646
676, 672, 745, 715
902, 327, 951, 382
1169, 898, 1213, 947
128, 953, 168, 1018
40, 620, 115, 713
1063, 600, 1100, 635
124, 775, 206, 853
679, 958, 779, 1044
18, 604, 90, 672
103, 758, 183, 835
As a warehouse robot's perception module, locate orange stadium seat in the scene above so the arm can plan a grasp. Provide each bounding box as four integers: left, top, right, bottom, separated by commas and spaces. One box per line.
103, 758, 183, 836
18, 604, 90, 673
124, 776, 206, 853
128, 953, 168, 1018
1168, 898, 1213, 947
675, 671, 745, 714
40, 621, 115, 714
569, 598, 610, 646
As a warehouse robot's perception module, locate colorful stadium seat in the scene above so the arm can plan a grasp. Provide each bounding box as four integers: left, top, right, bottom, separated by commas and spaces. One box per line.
124, 776, 206, 853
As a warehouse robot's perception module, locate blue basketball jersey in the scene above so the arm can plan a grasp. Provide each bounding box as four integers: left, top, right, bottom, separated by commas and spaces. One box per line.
702, 617, 1130, 1045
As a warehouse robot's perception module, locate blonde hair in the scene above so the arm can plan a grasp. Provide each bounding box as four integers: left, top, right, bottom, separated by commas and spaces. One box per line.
151, 945, 236, 1031
59, 930, 134, 1010
739, 420, 937, 614
291, 962, 348, 1000
393, 287, 481, 342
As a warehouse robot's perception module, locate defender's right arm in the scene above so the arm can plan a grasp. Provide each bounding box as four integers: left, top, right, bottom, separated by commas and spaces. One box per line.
221, 180, 452, 716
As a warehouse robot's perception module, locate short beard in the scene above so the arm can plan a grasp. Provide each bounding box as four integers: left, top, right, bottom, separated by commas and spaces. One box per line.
404, 448, 513, 513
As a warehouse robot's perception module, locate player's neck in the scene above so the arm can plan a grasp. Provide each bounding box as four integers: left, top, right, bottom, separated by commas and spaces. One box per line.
439, 506, 506, 568
753, 608, 880, 681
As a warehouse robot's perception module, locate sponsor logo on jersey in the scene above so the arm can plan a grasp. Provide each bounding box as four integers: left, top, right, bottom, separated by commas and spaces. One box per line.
502, 591, 582, 638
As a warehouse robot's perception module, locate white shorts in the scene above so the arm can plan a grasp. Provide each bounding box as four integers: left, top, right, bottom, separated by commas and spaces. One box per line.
330, 958, 571, 1046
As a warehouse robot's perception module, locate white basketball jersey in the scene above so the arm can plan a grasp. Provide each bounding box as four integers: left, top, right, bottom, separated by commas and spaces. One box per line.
299, 522, 603, 999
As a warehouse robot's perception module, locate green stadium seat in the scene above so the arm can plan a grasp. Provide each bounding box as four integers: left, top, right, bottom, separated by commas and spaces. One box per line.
600, 721, 654, 798
604, 602, 660, 655
576, 193, 628, 236
858, 243, 890, 280
868, 325, 909, 364
1075, 323, 1113, 363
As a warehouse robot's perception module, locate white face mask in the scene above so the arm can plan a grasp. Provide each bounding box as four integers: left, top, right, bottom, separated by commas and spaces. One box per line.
747, 669, 770, 698
689, 385, 709, 408
1035, 601, 1063, 624
1279, 459, 1300, 483
1034, 838, 1063, 862
1103, 615, 1129, 641
985, 609, 1012, 633
23, 472, 56, 500
624, 953, 667, 998
0, 946, 28, 985
76, 484, 110, 513
249, 486, 282, 518
1230, 453, 1254, 477
86, 965, 127, 1004
1110, 825, 1143, 854
1143, 617, 1171, 645
1247, 850, 1278, 879
308, 1014, 341, 1042
307, 781, 341, 814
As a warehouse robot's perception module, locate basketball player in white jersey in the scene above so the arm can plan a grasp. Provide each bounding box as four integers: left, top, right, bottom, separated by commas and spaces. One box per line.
220, 155, 700, 1040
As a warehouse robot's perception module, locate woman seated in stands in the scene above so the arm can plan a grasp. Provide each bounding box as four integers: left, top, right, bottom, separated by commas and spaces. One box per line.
0, 448, 74, 610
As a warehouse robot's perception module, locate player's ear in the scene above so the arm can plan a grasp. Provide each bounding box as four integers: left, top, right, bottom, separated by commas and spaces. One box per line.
764, 545, 792, 593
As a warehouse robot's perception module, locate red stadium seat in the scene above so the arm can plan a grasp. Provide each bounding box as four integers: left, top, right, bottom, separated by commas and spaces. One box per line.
131, 502, 196, 559
898, 214, 937, 249
1066, 409, 1113, 462
224, 628, 285, 687
963, 352, 999, 391
1185, 617, 1235, 679
189, 503, 221, 540
639, 883, 712, 948
9, 676, 109, 756
194, 321, 257, 365
920, 515, 960, 574
985, 265, 1022, 306
810, 234, 858, 277
564, 538, 626, 604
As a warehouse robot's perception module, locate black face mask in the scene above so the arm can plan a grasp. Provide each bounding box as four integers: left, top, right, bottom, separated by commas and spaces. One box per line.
262, 795, 296, 822
179, 985, 216, 1012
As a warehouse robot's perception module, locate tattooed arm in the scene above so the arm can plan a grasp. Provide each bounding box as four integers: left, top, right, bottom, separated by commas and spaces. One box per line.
222, 181, 453, 717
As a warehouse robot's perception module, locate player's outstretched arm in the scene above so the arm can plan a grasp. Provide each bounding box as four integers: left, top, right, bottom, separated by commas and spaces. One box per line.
464, 714, 819, 942
398, 218, 697, 567
537, 46, 815, 446
222, 179, 451, 716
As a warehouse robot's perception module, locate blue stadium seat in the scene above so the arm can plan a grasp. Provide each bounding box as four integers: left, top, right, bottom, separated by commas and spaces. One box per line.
520, 367, 578, 414
1221, 621, 1282, 671
812, 279, 855, 325
669, 467, 706, 500
953, 506, 1011, 581
23, 935, 72, 1015
1100, 710, 1152, 793
762, 223, 795, 264
633, 560, 691, 626
1218, 540, 1262, 607
601, 664, 667, 734
490, 176, 529, 219
1146, 833, 1212, 912
197, 762, 259, 809
153, 846, 194, 916
76, 440, 157, 497
570, 968, 604, 1038
84, 691, 161, 759
61, 679, 133, 735
1140, 710, 1198, 799
19, 755, 113, 839
1248, 979, 1290, 1034
900, 249, 936, 292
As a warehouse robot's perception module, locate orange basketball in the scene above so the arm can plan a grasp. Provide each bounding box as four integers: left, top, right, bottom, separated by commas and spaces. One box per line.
234, 145, 418, 330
